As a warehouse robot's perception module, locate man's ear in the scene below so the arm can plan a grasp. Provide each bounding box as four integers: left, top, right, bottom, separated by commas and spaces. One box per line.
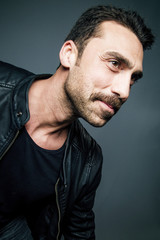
59, 40, 78, 68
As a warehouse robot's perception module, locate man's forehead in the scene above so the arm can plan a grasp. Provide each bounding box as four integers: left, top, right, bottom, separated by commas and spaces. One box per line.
98, 20, 139, 42
99, 20, 128, 32
98, 22, 143, 60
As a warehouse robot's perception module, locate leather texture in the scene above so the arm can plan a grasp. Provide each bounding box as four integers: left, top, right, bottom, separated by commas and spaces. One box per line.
0, 61, 103, 239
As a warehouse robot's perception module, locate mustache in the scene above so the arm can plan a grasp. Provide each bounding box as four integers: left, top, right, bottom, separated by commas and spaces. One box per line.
90, 93, 122, 112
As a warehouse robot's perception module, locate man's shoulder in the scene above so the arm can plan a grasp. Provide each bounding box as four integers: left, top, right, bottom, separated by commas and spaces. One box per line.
0, 61, 35, 87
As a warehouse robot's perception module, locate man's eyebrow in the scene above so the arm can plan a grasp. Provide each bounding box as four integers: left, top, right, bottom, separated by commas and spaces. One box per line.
102, 51, 134, 69
101, 51, 143, 79
132, 71, 143, 81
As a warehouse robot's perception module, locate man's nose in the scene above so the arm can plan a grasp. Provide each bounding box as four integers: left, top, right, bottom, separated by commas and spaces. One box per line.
111, 73, 131, 102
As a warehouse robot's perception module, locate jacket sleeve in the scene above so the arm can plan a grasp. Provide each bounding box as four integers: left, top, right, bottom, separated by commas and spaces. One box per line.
62, 144, 103, 240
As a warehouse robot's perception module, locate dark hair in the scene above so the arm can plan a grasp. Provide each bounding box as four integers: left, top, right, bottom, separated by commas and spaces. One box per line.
64, 5, 154, 57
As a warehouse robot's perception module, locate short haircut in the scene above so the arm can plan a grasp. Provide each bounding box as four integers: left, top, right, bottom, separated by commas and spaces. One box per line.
64, 5, 154, 57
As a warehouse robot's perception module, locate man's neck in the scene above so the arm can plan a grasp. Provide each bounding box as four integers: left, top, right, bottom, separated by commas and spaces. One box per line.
25, 68, 76, 150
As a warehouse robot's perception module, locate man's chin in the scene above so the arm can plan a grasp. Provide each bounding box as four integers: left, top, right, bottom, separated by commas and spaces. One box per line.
84, 115, 112, 128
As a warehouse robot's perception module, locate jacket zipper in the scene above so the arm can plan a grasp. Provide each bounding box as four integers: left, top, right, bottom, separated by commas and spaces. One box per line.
55, 178, 61, 240
0, 130, 19, 161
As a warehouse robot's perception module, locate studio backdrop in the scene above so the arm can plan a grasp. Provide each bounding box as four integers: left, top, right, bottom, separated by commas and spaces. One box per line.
0, 0, 160, 239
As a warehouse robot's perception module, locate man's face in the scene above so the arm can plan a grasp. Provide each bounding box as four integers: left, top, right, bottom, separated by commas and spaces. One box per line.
64, 21, 143, 127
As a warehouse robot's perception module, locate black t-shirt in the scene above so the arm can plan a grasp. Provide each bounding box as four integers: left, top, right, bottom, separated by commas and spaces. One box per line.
0, 127, 65, 230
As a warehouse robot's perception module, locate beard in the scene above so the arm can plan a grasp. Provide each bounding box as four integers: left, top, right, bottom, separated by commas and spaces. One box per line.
64, 86, 123, 127
63, 66, 123, 127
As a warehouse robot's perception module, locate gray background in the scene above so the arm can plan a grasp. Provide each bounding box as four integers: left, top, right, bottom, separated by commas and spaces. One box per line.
0, 0, 160, 239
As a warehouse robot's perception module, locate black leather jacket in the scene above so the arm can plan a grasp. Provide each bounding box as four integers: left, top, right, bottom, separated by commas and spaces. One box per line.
0, 61, 103, 240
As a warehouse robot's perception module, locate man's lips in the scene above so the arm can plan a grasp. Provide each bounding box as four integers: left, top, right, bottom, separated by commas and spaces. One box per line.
101, 101, 115, 113
91, 93, 122, 113
104, 102, 114, 109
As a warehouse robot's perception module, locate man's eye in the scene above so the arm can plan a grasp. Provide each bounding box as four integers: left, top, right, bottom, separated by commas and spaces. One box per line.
131, 75, 140, 86
111, 60, 119, 68
108, 60, 121, 71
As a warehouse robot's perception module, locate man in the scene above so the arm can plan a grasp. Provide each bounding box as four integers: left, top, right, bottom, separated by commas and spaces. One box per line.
0, 5, 154, 240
